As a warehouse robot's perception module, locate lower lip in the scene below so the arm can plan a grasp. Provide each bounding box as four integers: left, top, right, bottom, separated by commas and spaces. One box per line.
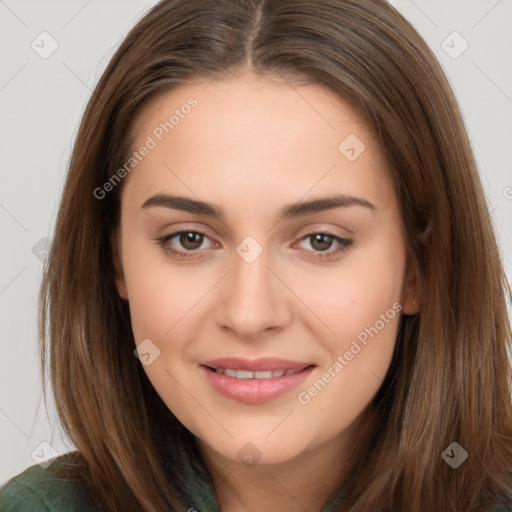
200, 365, 315, 404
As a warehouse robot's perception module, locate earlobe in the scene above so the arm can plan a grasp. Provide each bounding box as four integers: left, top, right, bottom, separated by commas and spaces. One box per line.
111, 232, 129, 300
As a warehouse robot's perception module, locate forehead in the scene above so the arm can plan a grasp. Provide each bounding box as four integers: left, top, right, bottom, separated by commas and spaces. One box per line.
132, 72, 369, 148
124, 72, 395, 216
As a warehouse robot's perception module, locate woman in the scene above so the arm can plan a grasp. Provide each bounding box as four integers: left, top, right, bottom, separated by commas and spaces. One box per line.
1, 0, 511, 510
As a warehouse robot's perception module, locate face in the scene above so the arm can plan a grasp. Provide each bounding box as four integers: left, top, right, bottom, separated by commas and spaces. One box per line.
113, 72, 418, 467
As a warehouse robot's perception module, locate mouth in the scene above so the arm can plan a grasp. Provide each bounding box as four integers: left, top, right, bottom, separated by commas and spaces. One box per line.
199, 357, 316, 404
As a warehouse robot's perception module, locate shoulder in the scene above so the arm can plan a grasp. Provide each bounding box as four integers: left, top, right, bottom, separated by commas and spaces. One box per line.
0, 453, 95, 511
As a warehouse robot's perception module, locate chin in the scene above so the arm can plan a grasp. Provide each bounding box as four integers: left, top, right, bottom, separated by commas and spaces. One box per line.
200, 432, 311, 467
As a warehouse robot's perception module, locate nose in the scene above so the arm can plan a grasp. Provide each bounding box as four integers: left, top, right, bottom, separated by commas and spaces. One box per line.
215, 248, 292, 339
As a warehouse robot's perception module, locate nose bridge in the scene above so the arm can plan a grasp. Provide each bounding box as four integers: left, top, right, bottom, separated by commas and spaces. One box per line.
216, 242, 289, 336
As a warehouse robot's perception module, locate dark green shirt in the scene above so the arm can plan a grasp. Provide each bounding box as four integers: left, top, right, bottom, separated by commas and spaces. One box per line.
0, 452, 339, 511
0, 457, 94, 512
0, 453, 511, 511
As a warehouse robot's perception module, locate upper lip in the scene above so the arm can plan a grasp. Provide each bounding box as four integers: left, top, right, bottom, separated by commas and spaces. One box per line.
201, 357, 315, 372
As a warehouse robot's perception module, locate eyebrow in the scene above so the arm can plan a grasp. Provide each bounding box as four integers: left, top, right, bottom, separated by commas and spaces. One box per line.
141, 193, 377, 220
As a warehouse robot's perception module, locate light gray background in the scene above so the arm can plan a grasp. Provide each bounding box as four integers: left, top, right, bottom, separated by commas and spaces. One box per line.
1, 0, 511, 484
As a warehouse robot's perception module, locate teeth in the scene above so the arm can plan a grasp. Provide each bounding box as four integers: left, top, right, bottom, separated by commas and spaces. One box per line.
214, 368, 302, 379
236, 370, 253, 379
254, 371, 272, 379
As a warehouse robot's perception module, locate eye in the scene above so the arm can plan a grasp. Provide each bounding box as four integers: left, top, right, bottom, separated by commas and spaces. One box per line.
156, 230, 216, 259
296, 232, 353, 260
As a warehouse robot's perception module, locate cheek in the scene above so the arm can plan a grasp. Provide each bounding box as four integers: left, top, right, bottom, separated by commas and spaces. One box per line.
291, 238, 405, 346
120, 236, 197, 344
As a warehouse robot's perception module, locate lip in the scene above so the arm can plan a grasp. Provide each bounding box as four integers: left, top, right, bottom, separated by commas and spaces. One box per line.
200, 358, 316, 404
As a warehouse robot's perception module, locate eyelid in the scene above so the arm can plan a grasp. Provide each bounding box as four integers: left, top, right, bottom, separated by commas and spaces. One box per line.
157, 228, 218, 249
155, 222, 218, 242
296, 226, 351, 241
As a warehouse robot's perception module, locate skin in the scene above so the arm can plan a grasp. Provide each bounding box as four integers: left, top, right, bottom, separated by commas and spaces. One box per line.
113, 71, 419, 512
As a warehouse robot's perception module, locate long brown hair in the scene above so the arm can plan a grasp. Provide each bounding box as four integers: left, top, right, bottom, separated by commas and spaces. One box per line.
40, 0, 512, 510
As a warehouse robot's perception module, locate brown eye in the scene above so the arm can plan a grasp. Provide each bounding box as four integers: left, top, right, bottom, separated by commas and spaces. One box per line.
156, 230, 214, 259
179, 232, 204, 250
296, 231, 353, 260
309, 233, 335, 251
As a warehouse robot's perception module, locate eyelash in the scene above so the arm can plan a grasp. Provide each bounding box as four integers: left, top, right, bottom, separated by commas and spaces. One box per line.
155, 229, 353, 261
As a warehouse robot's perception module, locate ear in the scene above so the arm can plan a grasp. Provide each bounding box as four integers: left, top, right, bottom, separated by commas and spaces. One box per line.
400, 255, 421, 315
111, 230, 128, 300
